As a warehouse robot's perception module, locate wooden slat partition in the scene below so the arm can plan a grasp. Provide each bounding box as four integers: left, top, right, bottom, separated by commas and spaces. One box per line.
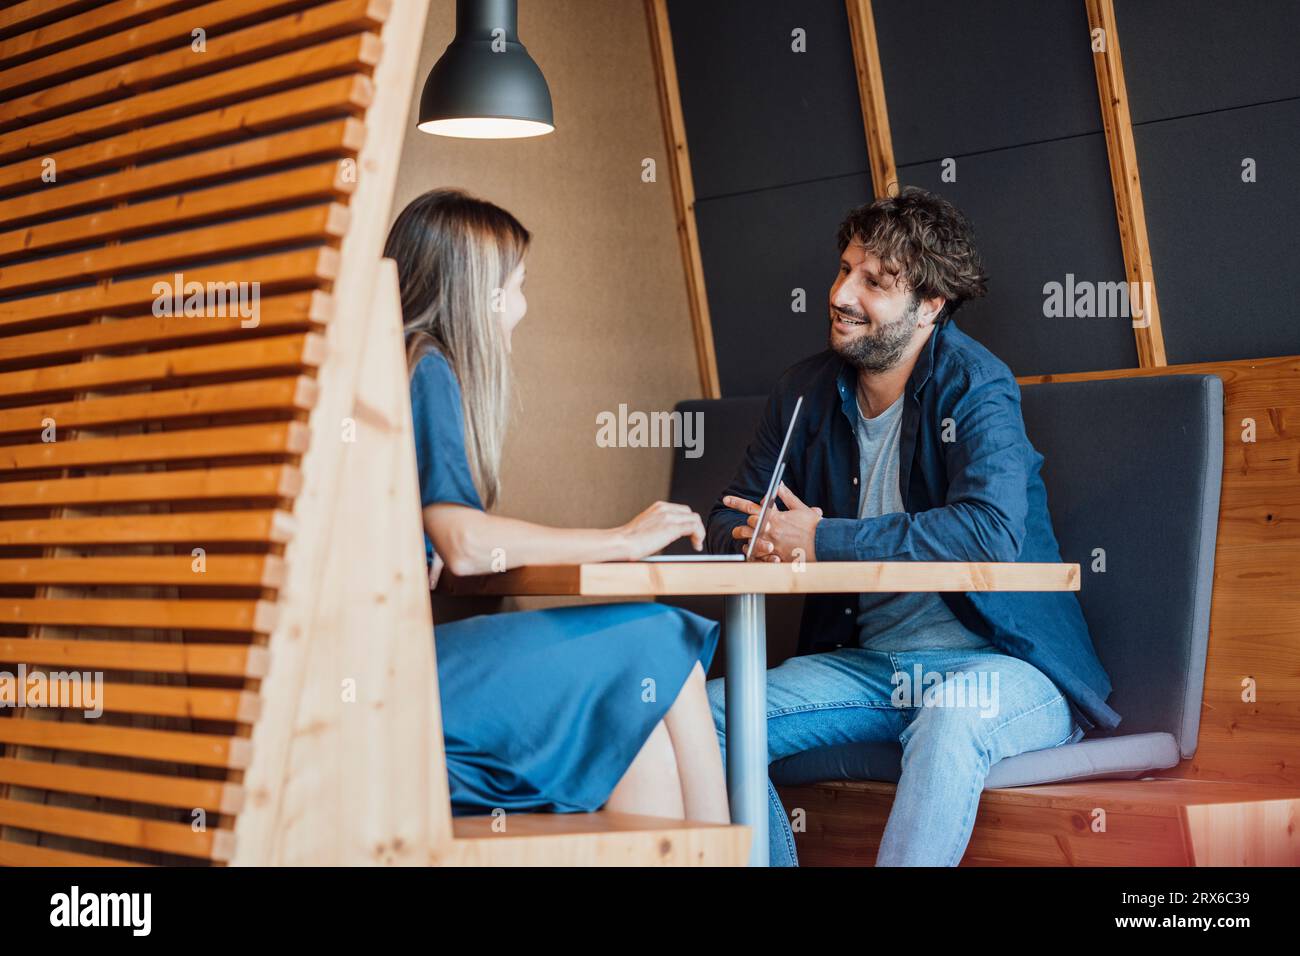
0, 0, 431, 866
0, 0, 387, 122
0, 757, 241, 812
0, 468, 302, 510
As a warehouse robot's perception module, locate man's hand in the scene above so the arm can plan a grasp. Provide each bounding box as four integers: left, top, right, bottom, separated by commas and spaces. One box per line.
723, 481, 822, 563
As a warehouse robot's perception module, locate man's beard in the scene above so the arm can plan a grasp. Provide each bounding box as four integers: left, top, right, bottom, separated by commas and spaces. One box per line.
829, 296, 919, 372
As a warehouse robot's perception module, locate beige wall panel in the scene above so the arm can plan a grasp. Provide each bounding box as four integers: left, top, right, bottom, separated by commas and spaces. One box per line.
392, 1, 702, 609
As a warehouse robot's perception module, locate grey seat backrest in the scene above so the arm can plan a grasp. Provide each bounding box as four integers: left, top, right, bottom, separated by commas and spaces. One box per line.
668, 375, 1224, 759
666, 397, 770, 539
1018, 374, 1223, 755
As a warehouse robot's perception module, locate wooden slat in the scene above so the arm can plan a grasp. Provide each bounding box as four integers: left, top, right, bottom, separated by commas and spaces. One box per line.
0, 0, 109, 41
845, 0, 899, 198
0, 332, 328, 398
1085, 0, 1166, 367
0, 251, 338, 331
0, 598, 279, 633
0, 32, 381, 162
0, 638, 268, 677
0, 722, 251, 770
0, 0, 384, 111
1, 421, 309, 469
0, 758, 242, 813
0, 798, 235, 859
1, 422, 310, 472
0, 297, 329, 367
0, 510, 296, 547
0, 119, 363, 227
0, 74, 372, 194
0, 839, 146, 866
643, 0, 719, 400
4, 680, 260, 721
0, 378, 318, 438
0, 204, 349, 295
0, 466, 302, 511
0, 554, 285, 588
0, 163, 353, 260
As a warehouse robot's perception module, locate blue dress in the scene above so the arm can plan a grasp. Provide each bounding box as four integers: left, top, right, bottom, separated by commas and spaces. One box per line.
410, 348, 720, 816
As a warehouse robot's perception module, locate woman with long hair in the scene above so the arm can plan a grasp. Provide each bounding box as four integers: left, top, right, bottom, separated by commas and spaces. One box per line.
385, 188, 729, 822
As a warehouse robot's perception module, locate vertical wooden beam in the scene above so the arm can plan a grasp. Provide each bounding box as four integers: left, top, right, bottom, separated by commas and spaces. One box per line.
845, 0, 898, 199
276, 259, 448, 865
1086, 0, 1167, 367
644, 0, 720, 400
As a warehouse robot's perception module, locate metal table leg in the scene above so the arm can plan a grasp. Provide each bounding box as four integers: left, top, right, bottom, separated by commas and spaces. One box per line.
724, 592, 767, 867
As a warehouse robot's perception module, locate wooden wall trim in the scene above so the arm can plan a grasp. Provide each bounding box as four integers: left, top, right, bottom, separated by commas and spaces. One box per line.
845, 0, 898, 198
644, 0, 721, 400
1020, 355, 1300, 786
1085, 0, 1167, 367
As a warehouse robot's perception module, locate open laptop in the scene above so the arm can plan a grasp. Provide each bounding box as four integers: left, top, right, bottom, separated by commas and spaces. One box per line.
640, 394, 804, 562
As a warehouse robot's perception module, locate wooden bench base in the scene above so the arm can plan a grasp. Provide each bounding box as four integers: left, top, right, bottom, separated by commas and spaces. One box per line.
439, 811, 750, 866
778, 778, 1300, 866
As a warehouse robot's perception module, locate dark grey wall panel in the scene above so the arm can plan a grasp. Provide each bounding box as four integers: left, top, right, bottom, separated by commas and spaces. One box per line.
694, 172, 874, 396
873, 0, 1101, 165
666, 0, 868, 199
1114, 0, 1300, 124
897, 135, 1138, 377
1135, 98, 1300, 365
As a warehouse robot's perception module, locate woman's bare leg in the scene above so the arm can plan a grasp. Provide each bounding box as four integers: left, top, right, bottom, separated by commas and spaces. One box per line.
604, 719, 686, 818
662, 661, 731, 823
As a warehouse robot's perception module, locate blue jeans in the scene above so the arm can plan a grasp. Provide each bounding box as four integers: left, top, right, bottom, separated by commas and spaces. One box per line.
707, 646, 1085, 866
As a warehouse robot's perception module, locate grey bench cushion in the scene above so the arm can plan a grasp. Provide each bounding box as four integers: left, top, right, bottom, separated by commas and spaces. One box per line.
768, 373, 1224, 789
769, 732, 1182, 789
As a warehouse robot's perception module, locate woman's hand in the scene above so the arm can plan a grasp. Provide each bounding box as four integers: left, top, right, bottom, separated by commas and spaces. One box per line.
616, 501, 706, 559
425, 500, 706, 575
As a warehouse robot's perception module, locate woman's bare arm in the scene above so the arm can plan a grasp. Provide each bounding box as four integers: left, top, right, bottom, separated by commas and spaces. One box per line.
425, 500, 706, 578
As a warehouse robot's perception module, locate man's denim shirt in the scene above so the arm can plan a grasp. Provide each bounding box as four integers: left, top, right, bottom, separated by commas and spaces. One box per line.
705, 318, 1122, 734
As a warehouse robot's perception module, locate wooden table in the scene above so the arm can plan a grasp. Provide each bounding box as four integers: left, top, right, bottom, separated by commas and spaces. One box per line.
437, 560, 1079, 866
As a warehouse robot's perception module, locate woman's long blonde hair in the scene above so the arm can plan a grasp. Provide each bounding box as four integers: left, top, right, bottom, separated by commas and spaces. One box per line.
385, 188, 529, 510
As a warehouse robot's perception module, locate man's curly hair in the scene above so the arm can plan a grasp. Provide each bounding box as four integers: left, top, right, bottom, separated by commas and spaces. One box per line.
836, 186, 988, 320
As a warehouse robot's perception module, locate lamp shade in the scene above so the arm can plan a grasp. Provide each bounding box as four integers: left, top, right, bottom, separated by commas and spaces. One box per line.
418, 0, 554, 139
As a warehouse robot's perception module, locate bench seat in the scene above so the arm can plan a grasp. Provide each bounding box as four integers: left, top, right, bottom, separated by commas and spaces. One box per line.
444, 811, 750, 866
771, 732, 1183, 790
778, 777, 1300, 866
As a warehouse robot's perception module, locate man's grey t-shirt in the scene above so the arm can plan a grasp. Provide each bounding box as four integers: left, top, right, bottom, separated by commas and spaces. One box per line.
851, 389, 993, 652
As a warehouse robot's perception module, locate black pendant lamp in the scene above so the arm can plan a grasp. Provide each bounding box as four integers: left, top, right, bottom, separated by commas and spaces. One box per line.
418, 0, 554, 139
